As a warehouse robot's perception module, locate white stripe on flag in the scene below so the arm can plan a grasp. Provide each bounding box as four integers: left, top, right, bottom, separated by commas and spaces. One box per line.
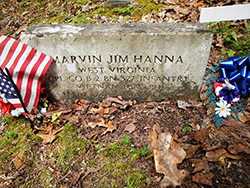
27, 55, 51, 112
12, 46, 32, 84
0, 36, 6, 44
0, 38, 15, 63
4, 42, 24, 71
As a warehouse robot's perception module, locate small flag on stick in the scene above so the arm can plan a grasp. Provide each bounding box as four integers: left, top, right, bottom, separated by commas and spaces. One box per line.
0, 35, 53, 115
0, 67, 29, 115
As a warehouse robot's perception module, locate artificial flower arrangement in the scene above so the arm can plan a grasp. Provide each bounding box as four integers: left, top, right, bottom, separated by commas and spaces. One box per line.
204, 55, 249, 128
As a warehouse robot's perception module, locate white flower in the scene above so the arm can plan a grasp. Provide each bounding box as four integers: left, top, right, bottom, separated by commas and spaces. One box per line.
40, 108, 47, 114
11, 109, 21, 117
215, 100, 231, 118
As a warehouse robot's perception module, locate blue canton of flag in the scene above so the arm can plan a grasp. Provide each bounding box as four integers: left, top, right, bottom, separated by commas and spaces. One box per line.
0, 68, 18, 101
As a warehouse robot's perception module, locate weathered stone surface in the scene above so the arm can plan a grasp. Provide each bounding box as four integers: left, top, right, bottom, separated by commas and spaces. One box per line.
20, 23, 212, 102
107, 0, 130, 4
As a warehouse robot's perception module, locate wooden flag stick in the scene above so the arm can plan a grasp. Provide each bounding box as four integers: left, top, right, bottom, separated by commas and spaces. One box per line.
4, 67, 33, 125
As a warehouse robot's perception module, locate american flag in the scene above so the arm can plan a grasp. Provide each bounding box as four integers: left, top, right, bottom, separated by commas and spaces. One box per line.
0, 67, 20, 105
0, 35, 53, 114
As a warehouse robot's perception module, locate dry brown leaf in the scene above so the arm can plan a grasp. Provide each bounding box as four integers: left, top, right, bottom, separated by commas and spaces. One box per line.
36, 126, 64, 144
205, 149, 241, 165
192, 172, 214, 186
108, 106, 119, 114
228, 143, 250, 155
194, 130, 209, 148
104, 96, 130, 106
149, 124, 187, 187
89, 106, 104, 116
101, 100, 112, 108
177, 100, 192, 110
74, 99, 90, 112
102, 121, 117, 135
189, 158, 210, 173
182, 144, 200, 159
36, 133, 58, 144
35, 125, 53, 133
124, 123, 136, 134
232, 110, 250, 123
87, 118, 117, 135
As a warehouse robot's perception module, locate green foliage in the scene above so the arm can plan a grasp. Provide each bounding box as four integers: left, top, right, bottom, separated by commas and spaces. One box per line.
207, 21, 250, 57
0, 116, 41, 168
112, 6, 133, 16
5, 131, 18, 138
93, 141, 149, 187
120, 134, 131, 145
0, 11, 4, 20
51, 111, 62, 123
2, 114, 13, 123
140, 146, 148, 156
182, 124, 191, 132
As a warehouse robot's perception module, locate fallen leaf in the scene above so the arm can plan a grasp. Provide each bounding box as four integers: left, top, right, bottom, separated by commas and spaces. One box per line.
108, 106, 119, 114
59, 102, 73, 113
205, 149, 241, 165
189, 158, 210, 173
182, 144, 200, 159
101, 100, 112, 108
87, 118, 118, 135
124, 123, 136, 134
192, 172, 214, 186
177, 100, 192, 110
80, 164, 105, 181
74, 99, 90, 112
227, 143, 250, 155
89, 106, 104, 116
149, 124, 187, 187
194, 130, 210, 148
36, 133, 58, 144
104, 96, 130, 106
36, 126, 64, 144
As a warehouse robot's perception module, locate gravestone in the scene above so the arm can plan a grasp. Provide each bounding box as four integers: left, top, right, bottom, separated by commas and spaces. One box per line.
20, 23, 213, 102
107, 0, 130, 4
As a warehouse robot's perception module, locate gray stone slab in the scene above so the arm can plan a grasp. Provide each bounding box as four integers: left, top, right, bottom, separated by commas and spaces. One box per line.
20, 23, 213, 102
107, 0, 130, 4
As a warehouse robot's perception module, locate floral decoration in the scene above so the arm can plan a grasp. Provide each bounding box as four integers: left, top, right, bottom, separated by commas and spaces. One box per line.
215, 100, 231, 118
213, 78, 240, 104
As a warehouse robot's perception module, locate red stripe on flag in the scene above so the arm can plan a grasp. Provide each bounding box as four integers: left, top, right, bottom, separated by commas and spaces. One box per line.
8, 44, 27, 76
0, 37, 9, 57
24, 53, 46, 108
1, 40, 19, 69
16, 48, 36, 92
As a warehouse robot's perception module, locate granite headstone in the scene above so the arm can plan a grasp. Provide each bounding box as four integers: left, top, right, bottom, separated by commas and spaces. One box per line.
20, 23, 213, 102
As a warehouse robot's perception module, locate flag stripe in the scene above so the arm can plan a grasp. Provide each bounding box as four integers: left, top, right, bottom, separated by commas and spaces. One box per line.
0, 36, 9, 56
1, 40, 19, 69
0, 35, 53, 115
32, 55, 53, 112
6, 43, 26, 75
24, 52, 45, 112
0, 38, 15, 67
